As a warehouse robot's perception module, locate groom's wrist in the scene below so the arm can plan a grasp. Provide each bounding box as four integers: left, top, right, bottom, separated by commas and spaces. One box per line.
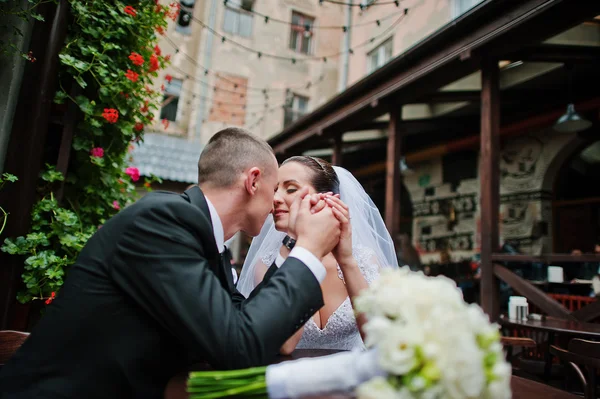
295, 238, 325, 260
288, 246, 326, 284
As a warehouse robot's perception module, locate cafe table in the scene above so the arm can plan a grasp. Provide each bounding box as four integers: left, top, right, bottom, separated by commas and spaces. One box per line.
164, 349, 578, 399
499, 314, 600, 381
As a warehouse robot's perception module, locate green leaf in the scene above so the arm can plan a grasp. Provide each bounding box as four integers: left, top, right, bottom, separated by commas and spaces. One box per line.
54, 90, 67, 104
73, 75, 88, 89
72, 136, 91, 151
59, 54, 89, 72
75, 95, 94, 115
41, 164, 64, 182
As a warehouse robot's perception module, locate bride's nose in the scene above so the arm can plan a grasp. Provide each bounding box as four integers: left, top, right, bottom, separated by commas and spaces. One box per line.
273, 190, 284, 205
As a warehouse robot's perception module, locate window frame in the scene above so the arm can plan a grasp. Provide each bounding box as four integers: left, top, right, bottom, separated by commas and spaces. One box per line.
160, 78, 183, 122
289, 11, 315, 55
367, 37, 393, 73
284, 93, 309, 127
222, 0, 254, 38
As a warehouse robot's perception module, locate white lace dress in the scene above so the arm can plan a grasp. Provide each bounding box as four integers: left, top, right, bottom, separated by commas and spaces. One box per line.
261, 245, 380, 351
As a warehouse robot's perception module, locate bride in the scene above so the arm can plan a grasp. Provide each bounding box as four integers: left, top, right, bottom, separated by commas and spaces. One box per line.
237, 156, 398, 352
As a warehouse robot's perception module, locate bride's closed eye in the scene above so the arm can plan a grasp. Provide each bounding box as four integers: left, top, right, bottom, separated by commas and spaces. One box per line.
286, 188, 298, 194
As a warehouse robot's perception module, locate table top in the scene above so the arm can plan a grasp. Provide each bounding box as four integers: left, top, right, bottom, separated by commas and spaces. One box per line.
164, 350, 578, 399
499, 315, 600, 338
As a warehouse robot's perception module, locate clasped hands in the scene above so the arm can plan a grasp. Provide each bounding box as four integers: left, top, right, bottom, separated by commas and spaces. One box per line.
286, 187, 355, 269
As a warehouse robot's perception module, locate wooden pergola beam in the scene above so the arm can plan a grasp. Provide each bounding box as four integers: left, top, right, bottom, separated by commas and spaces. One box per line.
331, 135, 343, 166
508, 44, 600, 63
479, 58, 501, 320
385, 108, 402, 244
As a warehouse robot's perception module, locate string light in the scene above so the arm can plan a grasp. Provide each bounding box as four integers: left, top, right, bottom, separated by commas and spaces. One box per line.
189, 9, 408, 63
220, 0, 404, 30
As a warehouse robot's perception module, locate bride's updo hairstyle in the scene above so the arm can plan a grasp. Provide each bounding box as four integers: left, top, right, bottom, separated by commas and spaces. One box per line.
282, 156, 340, 195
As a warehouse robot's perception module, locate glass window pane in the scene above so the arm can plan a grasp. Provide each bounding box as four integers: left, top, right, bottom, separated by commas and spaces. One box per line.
301, 34, 311, 54
165, 78, 182, 95
238, 13, 252, 37
292, 12, 301, 25
160, 96, 179, 122
223, 8, 237, 34
289, 31, 299, 51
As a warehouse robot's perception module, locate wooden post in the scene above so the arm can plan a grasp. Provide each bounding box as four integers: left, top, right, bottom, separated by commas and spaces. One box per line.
479, 58, 501, 321
385, 108, 402, 245
331, 135, 343, 166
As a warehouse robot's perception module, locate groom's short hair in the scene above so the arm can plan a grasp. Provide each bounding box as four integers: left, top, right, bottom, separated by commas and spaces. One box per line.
198, 127, 275, 188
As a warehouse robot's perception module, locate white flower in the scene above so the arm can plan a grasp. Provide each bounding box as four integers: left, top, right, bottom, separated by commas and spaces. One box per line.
378, 324, 424, 375
356, 377, 401, 399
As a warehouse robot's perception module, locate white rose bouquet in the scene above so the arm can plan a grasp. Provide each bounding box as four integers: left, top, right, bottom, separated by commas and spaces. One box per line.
187, 268, 512, 399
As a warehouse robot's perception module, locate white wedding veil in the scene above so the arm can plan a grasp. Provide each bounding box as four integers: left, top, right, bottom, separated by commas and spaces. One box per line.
237, 165, 399, 297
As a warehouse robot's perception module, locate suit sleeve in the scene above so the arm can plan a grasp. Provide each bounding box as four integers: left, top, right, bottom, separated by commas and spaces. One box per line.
110, 202, 324, 369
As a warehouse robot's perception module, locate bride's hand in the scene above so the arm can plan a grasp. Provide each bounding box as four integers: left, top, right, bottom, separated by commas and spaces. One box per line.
326, 195, 354, 267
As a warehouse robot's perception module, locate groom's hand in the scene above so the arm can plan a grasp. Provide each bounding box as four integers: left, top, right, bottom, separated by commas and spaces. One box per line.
288, 189, 329, 239
294, 195, 341, 260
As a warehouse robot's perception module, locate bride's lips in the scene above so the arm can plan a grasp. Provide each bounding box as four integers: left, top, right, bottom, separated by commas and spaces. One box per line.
273, 209, 288, 218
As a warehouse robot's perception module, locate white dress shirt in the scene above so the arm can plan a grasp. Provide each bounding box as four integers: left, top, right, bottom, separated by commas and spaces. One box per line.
204, 197, 326, 284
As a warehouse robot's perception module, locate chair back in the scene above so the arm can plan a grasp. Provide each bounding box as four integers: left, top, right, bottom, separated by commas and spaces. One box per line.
550, 339, 600, 399
0, 330, 30, 365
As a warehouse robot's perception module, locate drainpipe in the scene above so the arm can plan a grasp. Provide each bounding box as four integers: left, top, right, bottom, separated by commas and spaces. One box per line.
195, 0, 218, 141
337, 3, 352, 92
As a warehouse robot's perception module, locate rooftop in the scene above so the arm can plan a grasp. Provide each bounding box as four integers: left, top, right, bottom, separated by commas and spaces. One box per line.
130, 132, 203, 184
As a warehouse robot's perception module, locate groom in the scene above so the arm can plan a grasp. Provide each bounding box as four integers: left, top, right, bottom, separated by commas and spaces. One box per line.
0, 128, 341, 399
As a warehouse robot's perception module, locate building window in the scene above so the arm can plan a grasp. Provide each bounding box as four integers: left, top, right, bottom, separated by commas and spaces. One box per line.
289, 12, 314, 55
284, 93, 308, 127
176, 0, 195, 35
160, 78, 182, 122
223, 0, 253, 37
452, 0, 484, 19
367, 38, 392, 73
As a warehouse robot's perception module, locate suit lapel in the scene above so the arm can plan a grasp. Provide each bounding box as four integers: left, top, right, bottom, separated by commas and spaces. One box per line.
183, 186, 235, 292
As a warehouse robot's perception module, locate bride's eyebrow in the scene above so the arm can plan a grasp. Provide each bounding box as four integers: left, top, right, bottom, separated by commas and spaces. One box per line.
282, 179, 300, 185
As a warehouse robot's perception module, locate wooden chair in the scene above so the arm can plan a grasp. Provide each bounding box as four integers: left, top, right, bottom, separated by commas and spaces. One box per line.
550, 338, 600, 399
0, 330, 29, 366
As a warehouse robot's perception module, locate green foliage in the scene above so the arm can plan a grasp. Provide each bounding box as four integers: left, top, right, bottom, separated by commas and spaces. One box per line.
1, 0, 175, 304
0, 173, 18, 236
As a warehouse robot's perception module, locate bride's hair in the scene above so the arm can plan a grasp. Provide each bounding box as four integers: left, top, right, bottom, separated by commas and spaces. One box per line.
282, 156, 340, 195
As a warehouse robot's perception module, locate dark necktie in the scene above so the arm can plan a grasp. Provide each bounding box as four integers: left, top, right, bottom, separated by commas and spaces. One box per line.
220, 246, 235, 292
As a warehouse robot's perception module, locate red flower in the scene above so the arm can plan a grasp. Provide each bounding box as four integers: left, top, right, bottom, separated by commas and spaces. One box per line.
149, 54, 159, 72
113, 200, 121, 210
118, 178, 124, 184
140, 100, 149, 113
124, 5, 137, 16
134, 122, 144, 131
154, 45, 162, 56
26, 50, 36, 63
129, 52, 144, 66
145, 86, 154, 95
45, 292, 56, 305
160, 84, 165, 92
164, 54, 171, 62
162, 118, 170, 129
125, 69, 139, 82
144, 181, 151, 188
90, 147, 104, 158
102, 108, 119, 124
120, 91, 130, 98
156, 26, 165, 35
165, 74, 173, 83
125, 167, 140, 182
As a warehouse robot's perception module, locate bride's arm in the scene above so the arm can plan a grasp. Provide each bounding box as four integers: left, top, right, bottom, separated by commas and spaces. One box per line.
337, 258, 369, 339
327, 196, 370, 339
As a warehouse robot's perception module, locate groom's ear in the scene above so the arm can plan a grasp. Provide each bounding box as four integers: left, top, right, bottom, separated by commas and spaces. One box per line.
244, 167, 261, 195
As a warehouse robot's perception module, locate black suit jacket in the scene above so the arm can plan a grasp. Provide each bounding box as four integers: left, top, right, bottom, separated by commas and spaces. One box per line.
0, 187, 324, 399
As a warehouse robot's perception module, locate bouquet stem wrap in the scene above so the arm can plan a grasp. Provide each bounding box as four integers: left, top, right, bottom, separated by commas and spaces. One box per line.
266, 349, 384, 399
